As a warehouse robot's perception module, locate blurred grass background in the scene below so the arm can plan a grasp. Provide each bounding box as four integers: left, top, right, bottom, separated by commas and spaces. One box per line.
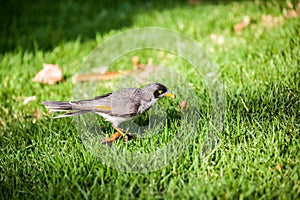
1, 0, 300, 199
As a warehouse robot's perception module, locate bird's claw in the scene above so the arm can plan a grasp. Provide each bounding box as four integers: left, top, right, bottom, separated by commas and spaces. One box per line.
101, 131, 136, 144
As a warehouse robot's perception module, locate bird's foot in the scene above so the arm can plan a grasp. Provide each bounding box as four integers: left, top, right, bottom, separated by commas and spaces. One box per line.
101, 131, 122, 144
101, 127, 133, 144
101, 128, 136, 144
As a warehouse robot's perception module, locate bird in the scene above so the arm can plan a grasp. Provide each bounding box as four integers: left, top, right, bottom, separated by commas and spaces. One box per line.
42, 83, 174, 144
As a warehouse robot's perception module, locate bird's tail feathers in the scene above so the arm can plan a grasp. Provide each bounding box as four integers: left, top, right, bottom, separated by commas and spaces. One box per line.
42, 101, 73, 112
42, 101, 91, 118
53, 110, 89, 118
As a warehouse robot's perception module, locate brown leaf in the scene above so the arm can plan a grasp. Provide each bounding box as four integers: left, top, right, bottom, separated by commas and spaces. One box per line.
275, 163, 281, 172
32, 63, 63, 84
180, 100, 189, 111
132, 56, 140, 67
261, 14, 283, 28
73, 56, 165, 83
286, 1, 293, 9
234, 16, 251, 33
284, 9, 298, 18
72, 71, 123, 83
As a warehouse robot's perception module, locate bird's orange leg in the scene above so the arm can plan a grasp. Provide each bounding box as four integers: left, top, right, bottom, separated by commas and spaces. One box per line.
101, 127, 126, 144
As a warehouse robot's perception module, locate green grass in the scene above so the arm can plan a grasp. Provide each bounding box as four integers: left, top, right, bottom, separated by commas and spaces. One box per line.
1, 0, 300, 199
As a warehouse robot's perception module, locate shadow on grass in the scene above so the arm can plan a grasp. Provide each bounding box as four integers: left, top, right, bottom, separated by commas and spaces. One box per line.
1, 0, 250, 53
0, 0, 184, 53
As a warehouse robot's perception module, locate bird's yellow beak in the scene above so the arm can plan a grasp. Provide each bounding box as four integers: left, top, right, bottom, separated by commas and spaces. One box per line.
164, 92, 175, 98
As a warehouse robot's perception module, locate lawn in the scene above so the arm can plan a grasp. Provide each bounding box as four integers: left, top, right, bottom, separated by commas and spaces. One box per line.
1, 0, 300, 199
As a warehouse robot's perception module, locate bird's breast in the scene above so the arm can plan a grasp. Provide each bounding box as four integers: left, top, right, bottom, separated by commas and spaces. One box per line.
138, 99, 157, 114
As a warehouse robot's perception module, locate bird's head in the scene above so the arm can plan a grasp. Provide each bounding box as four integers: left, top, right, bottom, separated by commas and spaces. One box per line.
143, 83, 174, 100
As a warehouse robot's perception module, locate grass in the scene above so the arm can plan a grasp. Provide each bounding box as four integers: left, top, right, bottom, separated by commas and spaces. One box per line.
1, 0, 300, 199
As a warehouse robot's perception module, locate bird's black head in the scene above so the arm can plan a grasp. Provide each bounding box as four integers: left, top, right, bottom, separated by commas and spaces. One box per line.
144, 83, 174, 99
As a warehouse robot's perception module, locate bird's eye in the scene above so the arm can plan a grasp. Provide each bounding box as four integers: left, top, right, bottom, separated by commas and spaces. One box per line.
154, 89, 166, 98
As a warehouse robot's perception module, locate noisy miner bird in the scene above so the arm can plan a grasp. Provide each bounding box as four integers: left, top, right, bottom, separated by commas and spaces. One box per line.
42, 83, 174, 143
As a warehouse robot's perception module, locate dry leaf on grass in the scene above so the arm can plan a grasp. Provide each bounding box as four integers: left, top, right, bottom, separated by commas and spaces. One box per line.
234, 16, 251, 33
275, 163, 281, 172
287, 0, 294, 9
73, 71, 123, 83
284, 9, 299, 18
73, 56, 167, 83
72, 66, 124, 83
261, 14, 283, 28
132, 56, 140, 67
179, 100, 189, 111
284, 1, 299, 18
32, 63, 63, 84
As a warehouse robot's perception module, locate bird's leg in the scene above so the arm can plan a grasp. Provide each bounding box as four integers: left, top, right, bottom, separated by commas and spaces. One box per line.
114, 127, 126, 137
115, 127, 136, 143
101, 127, 126, 144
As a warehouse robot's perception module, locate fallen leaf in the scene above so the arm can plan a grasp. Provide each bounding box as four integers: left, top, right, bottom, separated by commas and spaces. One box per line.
261, 14, 283, 28
72, 71, 123, 83
282, 1, 299, 19
73, 56, 165, 83
179, 100, 189, 111
275, 163, 281, 172
284, 9, 298, 18
32, 63, 63, 84
234, 16, 251, 33
132, 56, 140, 67
23, 96, 36, 104
286, 1, 293, 9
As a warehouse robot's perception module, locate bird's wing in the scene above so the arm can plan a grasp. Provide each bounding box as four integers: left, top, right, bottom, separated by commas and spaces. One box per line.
106, 88, 141, 117
73, 88, 142, 117
67, 92, 113, 113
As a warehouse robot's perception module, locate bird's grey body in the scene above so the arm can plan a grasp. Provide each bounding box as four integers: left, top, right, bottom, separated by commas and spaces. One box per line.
42, 83, 173, 131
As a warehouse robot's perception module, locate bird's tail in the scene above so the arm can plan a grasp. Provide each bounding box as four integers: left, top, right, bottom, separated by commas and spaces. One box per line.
42, 101, 89, 118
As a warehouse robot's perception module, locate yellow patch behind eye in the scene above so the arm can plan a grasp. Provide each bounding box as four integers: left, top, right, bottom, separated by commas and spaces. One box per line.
94, 105, 112, 111
158, 90, 163, 94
